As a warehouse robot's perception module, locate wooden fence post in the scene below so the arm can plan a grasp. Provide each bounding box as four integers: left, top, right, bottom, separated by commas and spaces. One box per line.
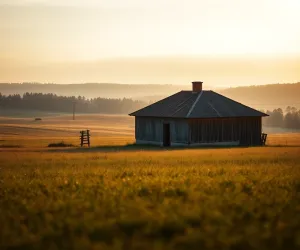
87, 130, 90, 147
261, 133, 267, 146
80, 130, 91, 147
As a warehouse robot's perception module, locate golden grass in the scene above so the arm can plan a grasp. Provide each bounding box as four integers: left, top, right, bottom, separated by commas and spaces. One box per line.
1, 114, 300, 249
0, 114, 134, 148
266, 133, 300, 146
1, 114, 300, 148
1, 147, 300, 249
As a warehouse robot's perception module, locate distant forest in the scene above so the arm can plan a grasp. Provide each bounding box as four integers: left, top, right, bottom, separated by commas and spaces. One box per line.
262, 107, 300, 130
0, 93, 147, 114
0, 83, 184, 100
0, 92, 299, 129
0, 82, 299, 111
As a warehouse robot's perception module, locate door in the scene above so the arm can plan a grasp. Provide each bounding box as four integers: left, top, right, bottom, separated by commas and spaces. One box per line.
163, 123, 171, 147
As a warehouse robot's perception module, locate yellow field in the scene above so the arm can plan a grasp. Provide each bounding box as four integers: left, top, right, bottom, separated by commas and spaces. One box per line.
1, 115, 300, 249
1, 114, 299, 148
0, 114, 135, 148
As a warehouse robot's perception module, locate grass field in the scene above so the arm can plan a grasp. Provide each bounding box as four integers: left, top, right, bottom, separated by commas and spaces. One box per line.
0, 115, 135, 148
1, 115, 300, 249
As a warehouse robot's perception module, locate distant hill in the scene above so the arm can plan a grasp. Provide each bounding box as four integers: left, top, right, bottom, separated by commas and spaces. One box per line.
138, 83, 300, 111
0, 82, 299, 111
0, 83, 185, 99
219, 83, 300, 111
135, 83, 300, 111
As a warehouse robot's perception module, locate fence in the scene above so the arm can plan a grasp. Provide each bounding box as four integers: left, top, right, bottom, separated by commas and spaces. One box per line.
80, 130, 90, 147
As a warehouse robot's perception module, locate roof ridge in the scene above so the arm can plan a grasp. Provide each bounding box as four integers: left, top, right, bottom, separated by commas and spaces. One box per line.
129, 91, 182, 116
186, 91, 203, 118
207, 101, 221, 117
129, 89, 269, 118
161, 91, 195, 116
170, 94, 197, 117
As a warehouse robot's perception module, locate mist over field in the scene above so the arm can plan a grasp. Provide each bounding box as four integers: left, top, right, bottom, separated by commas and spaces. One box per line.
1, 83, 300, 135
1, 82, 299, 111
1, 0, 300, 249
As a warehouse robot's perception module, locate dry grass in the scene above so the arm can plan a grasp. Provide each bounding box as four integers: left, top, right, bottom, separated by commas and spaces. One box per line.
1, 115, 300, 249
1, 147, 300, 249
1, 114, 299, 148
0, 114, 134, 148
266, 133, 300, 146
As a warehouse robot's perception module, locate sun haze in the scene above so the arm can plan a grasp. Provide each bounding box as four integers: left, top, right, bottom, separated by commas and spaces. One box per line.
0, 0, 300, 86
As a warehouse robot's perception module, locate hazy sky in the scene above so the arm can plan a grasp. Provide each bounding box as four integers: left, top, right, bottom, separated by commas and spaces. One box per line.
1, 0, 300, 85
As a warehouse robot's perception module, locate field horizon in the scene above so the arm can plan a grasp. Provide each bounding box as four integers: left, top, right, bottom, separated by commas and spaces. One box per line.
1, 114, 300, 149
1, 82, 300, 111
2, 0, 300, 248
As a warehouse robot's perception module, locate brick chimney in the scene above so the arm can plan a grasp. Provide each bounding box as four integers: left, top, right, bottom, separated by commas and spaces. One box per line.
192, 81, 203, 92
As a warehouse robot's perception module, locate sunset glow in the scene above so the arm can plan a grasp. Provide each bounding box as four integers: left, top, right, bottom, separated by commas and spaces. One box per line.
1, 0, 300, 85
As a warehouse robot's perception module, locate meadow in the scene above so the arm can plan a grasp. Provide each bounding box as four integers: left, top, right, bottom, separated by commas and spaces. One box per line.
1, 115, 300, 249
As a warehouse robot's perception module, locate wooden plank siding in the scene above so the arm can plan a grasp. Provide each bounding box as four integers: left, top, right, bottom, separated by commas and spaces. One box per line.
189, 117, 262, 146
135, 117, 189, 144
135, 116, 262, 146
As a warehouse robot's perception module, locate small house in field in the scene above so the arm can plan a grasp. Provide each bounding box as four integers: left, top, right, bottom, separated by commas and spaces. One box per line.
129, 81, 268, 147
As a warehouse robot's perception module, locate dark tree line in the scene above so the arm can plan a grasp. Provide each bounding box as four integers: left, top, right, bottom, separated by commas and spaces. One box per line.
262, 107, 300, 129
1, 92, 299, 129
0, 92, 147, 114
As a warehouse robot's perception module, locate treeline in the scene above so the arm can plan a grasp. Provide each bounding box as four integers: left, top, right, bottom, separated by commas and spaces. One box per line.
262, 107, 300, 129
1, 92, 300, 128
0, 93, 147, 114
1, 83, 300, 110
0, 83, 184, 99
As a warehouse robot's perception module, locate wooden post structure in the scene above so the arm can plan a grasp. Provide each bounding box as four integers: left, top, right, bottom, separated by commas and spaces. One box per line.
261, 133, 267, 146
80, 130, 90, 147
73, 101, 76, 120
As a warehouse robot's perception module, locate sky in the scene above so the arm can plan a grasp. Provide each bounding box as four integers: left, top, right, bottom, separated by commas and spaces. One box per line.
1, 0, 300, 86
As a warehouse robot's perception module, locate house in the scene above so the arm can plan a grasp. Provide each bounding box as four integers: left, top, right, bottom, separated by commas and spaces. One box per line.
129, 82, 268, 146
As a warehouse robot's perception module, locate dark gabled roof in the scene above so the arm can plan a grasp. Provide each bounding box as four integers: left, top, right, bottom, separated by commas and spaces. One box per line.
129, 90, 268, 118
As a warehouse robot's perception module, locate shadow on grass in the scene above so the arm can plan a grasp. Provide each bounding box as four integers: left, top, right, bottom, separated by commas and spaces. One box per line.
46, 143, 259, 153
48, 141, 75, 147
0, 144, 23, 148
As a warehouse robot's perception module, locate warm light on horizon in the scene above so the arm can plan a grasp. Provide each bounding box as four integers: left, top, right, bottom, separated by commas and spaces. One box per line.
0, 0, 300, 85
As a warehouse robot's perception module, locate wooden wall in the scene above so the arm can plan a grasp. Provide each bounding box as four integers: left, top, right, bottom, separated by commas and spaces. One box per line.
135, 116, 262, 146
135, 117, 189, 144
189, 117, 262, 146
